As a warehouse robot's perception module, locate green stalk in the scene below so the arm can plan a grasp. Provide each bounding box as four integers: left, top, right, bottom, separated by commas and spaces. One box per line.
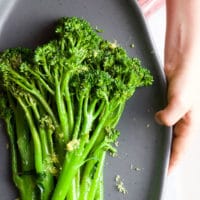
31, 102, 55, 200
9, 71, 58, 127
37, 172, 54, 200
95, 173, 104, 200
78, 159, 95, 200
88, 151, 106, 200
5, 116, 37, 200
87, 99, 98, 114
72, 96, 84, 139
18, 176, 37, 200
30, 91, 57, 126
51, 156, 79, 200
93, 100, 106, 120
106, 103, 125, 128
31, 103, 50, 158
26, 67, 55, 95
51, 132, 89, 200
39, 128, 50, 158
65, 86, 74, 134
61, 72, 74, 134
41, 56, 53, 82
17, 97, 43, 173
55, 69, 69, 143
14, 105, 34, 172
51, 107, 109, 200
82, 107, 110, 160
92, 102, 124, 150
67, 177, 77, 200
80, 96, 95, 136
75, 169, 80, 198
47, 128, 54, 155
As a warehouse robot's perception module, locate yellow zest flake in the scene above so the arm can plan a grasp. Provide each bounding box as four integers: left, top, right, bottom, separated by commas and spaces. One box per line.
49, 166, 58, 175
109, 152, 118, 157
115, 175, 128, 194
66, 139, 80, 152
51, 153, 59, 164
114, 141, 119, 147
109, 40, 118, 49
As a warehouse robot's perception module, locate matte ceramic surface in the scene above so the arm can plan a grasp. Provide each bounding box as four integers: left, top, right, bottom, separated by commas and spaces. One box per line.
0, 0, 172, 199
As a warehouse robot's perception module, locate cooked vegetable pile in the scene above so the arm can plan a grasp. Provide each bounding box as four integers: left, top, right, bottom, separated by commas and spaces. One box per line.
0, 17, 153, 200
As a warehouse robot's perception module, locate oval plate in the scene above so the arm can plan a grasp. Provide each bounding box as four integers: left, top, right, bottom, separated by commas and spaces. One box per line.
0, 0, 171, 199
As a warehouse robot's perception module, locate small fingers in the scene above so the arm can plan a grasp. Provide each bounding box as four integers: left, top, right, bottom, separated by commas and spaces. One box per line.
168, 108, 200, 173
168, 117, 190, 172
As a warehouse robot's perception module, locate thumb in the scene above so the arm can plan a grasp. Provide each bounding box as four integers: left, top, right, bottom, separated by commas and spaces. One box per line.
155, 95, 191, 127
155, 65, 195, 127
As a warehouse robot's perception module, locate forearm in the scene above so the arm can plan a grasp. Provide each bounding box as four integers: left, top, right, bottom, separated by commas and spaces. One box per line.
165, 0, 200, 69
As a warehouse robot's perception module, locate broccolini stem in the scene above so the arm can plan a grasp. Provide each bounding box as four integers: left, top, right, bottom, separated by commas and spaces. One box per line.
51, 156, 79, 200
81, 96, 95, 135
87, 151, 106, 200
75, 169, 80, 198
55, 68, 69, 142
8, 70, 58, 127
41, 56, 53, 83
32, 89, 58, 128
47, 128, 54, 155
39, 127, 50, 158
78, 146, 105, 200
83, 95, 89, 117
31, 101, 55, 199
19, 176, 37, 200
61, 72, 74, 134
67, 177, 77, 200
51, 106, 109, 200
87, 98, 98, 114
82, 106, 110, 159
65, 86, 74, 134
51, 133, 89, 200
25, 67, 54, 95
95, 172, 104, 200
17, 97, 43, 173
31, 103, 50, 158
5, 117, 37, 200
4, 117, 22, 189
72, 96, 84, 139
13, 104, 34, 172
93, 100, 106, 120
107, 103, 125, 128
38, 173, 54, 200
78, 159, 94, 200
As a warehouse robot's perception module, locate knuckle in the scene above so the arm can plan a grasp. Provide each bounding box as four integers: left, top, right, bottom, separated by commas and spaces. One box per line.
164, 63, 176, 78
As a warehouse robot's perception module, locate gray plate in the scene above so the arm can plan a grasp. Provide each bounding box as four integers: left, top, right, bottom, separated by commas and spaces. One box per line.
0, 0, 172, 199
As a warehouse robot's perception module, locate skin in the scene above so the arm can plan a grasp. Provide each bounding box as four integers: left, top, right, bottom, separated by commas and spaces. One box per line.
155, 0, 200, 172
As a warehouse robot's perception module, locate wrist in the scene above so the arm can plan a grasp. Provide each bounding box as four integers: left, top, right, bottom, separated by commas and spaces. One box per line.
165, 0, 200, 68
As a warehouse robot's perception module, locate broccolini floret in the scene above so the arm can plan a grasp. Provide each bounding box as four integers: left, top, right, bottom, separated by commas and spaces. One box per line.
0, 16, 153, 200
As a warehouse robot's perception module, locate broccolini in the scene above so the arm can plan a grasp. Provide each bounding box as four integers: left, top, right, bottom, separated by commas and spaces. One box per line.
0, 16, 153, 200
